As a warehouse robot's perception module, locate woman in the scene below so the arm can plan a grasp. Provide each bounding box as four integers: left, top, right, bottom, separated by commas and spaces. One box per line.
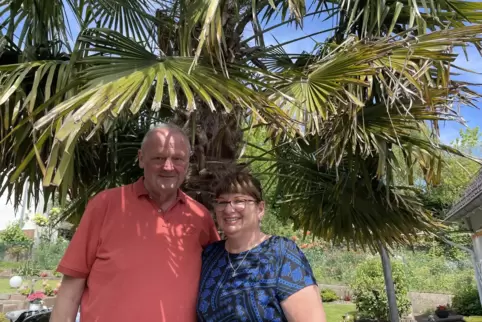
197, 171, 326, 322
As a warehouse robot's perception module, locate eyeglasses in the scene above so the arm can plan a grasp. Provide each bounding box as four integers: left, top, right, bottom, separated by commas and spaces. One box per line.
213, 199, 256, 211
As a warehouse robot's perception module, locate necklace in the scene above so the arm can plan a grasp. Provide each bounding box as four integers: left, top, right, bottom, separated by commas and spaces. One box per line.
227, 249, 251, 277
226, 235, 268, 277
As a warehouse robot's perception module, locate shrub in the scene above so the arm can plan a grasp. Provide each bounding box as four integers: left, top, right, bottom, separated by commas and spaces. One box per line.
14, 260, 40, 277
351, 257, 411, 321
321, 288, 339, 302
0, 222, 33, 261
20, 288, 31, 296
32, 238, 69, 270
304, 247, 366, 285
43, 283, 55, 297
0, 241, 7, 260
402, 250, 474, 294
452, 284, 482, 316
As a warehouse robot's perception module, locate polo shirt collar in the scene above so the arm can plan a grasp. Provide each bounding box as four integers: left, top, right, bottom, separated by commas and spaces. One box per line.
133, 177, 187, 204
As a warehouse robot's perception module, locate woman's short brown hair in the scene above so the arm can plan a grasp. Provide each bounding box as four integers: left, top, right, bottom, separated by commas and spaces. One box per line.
214, 171, 263, 201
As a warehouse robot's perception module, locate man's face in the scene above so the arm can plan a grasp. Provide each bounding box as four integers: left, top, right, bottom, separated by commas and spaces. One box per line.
138, 129, 190, 196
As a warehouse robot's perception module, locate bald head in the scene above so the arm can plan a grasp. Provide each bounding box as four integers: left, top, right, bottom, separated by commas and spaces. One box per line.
141, 124, 191, 155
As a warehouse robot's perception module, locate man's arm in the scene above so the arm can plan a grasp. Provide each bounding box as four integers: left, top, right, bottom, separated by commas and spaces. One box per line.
50, 276, 86, 322
50, 192, 108, 321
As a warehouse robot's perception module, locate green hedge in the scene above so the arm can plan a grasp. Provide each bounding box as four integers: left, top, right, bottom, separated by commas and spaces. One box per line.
452, 285, 482, 316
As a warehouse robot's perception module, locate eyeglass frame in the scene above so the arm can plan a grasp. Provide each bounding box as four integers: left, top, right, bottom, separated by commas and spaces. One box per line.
212, 199, 258, 211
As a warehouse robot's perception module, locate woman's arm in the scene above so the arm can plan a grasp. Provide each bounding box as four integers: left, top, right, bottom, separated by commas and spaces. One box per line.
275, 238, 326, 321
281, 285, 326, 322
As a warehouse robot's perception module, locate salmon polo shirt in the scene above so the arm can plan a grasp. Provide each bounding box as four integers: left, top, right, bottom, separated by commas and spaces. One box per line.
57, 178, 220, 322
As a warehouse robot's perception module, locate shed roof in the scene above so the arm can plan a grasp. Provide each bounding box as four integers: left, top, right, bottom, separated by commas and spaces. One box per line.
445, 169, 482, 221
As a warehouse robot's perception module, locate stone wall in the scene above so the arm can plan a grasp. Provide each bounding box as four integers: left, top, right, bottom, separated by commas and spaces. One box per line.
0, 294, 56, 313
320, 284, 454, 314
0, 270, 13, 277
0, 286, 455, 315
409, 292, 453, 314
319, 283, 352, 298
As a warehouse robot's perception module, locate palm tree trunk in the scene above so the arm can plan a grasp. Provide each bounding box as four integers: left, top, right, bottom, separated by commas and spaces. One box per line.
379, 242, 400, 322
177, 107, 243, 209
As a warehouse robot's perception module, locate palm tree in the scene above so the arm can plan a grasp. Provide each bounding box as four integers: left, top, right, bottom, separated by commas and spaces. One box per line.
0, 0, 286, 216
1, 1, 482, 310
253, 1, 482, 320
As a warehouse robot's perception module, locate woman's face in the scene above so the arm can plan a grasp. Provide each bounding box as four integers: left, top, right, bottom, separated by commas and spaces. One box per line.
214, 193, 265, 237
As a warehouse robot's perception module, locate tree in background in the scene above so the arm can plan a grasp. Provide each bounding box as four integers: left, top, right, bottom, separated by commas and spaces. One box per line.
0, 222, 33, 261
32, 206, 62, 242
422, 127, 481, 213
417, 127, 481, 261
453, 127, 482, 155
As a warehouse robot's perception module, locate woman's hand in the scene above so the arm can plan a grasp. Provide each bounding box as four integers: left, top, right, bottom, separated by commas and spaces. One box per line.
281, 285, 327, 322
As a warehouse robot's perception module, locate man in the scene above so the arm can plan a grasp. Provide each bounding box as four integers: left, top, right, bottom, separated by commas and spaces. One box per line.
50, 124, 220, 322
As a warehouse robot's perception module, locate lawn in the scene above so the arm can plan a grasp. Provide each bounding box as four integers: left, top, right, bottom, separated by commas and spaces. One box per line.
0, 261, 22, 270
323, 304, 482, 322
0, 278, 60, 294
324, 303, 357, 322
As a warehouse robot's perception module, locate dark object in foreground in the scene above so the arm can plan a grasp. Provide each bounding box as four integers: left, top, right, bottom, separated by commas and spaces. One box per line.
435, 310, 450, 319
9, 309, 51, 322
419, 314, 466, 322
354, 316, 466, 322
435, 306, 450, 319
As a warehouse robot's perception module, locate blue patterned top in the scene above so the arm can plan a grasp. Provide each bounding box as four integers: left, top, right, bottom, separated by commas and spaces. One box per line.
197, 236, 317, 322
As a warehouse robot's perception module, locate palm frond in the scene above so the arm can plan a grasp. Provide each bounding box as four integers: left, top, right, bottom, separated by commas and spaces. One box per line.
85, 0, 160, 47
181, 0, 227, 70
269, 25, 482, 133
255, 141, 436, 251
0, 0, 161, 51
0, 0, 71, 49
324, 0, 482, 39
21, 28, 282, 191
261, 0, 307, 26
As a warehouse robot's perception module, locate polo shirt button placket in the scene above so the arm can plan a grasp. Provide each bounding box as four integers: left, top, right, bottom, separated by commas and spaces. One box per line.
148, 195, 163, 214
157, 208, 170, 224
